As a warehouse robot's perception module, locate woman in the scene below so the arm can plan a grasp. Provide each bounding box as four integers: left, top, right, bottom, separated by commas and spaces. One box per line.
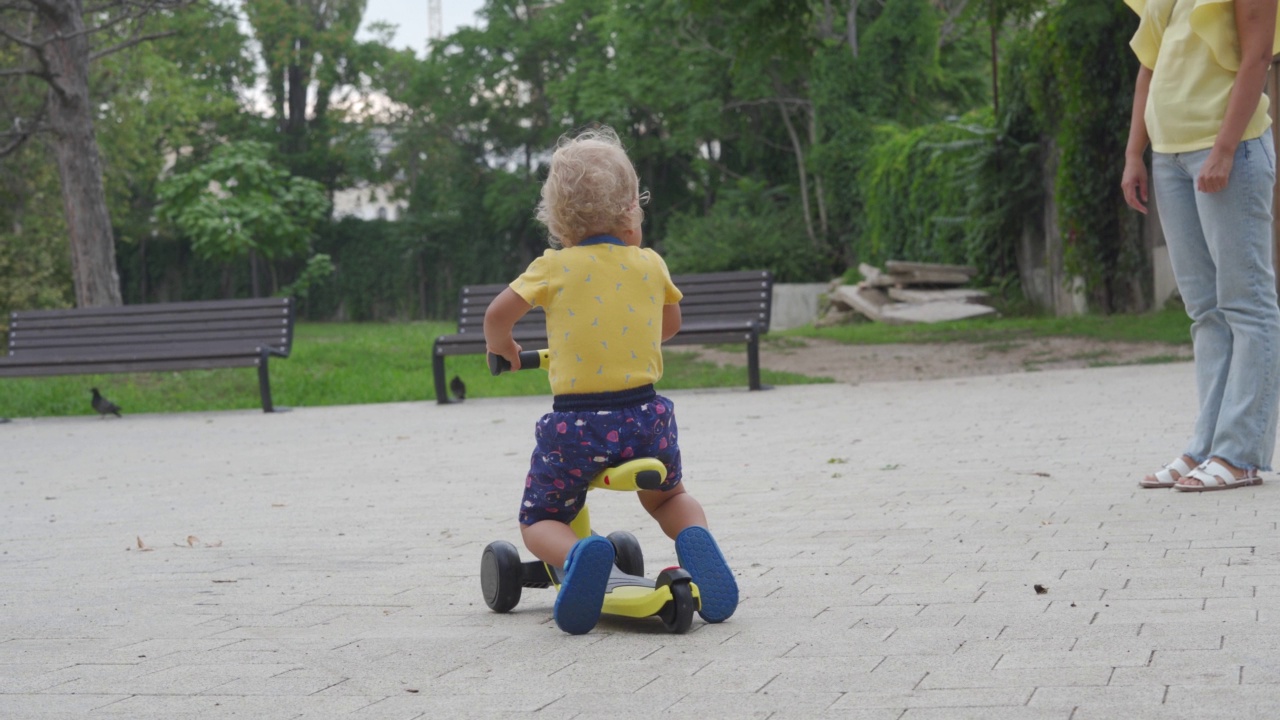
1122, 0, 1280, 491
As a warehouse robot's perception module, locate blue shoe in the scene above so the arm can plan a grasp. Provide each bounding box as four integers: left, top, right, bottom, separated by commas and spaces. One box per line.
553, 536, 615, 635
676, 526, 738, 623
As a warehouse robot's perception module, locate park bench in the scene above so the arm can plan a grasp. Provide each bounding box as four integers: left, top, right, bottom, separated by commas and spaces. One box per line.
431, 269, 773, 404
0, 297, 295, 413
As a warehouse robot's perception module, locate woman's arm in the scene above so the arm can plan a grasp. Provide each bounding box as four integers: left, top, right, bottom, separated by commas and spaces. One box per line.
1199, 0, 1279, 193
484, 287, 532, 369
1123, 65, 1154, 214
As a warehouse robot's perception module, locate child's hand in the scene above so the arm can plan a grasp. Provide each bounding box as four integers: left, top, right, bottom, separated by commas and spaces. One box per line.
488, 340, 524, 371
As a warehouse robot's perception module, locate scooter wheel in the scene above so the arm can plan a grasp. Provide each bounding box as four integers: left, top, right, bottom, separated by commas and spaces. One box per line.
607, 530, 644, 577
481, 541, 523, 613
660, 579, 695, 634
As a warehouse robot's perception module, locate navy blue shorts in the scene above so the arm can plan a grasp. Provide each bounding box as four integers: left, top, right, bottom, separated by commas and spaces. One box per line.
519, 393, 681, 525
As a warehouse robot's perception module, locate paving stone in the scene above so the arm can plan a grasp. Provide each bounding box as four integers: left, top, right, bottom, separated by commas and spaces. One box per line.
6, 364, 1280, 717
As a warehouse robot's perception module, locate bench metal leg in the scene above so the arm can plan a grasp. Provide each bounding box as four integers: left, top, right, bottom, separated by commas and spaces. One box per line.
258, 349, 275, 412
432, 350, 452, 404
747, 335, 766, 391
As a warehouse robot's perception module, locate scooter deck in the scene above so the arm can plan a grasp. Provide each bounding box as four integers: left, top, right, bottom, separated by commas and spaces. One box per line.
545, 564, 701, 619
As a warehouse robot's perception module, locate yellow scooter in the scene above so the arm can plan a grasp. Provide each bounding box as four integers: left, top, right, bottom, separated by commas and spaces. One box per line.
479, 349, 700, 633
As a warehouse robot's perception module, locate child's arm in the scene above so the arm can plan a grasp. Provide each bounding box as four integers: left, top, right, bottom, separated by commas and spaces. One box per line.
662, 302, 681, 342
485, 287, 533, 370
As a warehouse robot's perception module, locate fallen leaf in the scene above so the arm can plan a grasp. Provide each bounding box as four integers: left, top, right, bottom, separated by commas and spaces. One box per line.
187, 535, 199, 547
136, 536, 153, 552
1033, 584, 1048, 595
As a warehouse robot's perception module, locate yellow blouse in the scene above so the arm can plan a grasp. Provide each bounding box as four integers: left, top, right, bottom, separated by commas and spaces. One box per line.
1127, 0, 1280, 153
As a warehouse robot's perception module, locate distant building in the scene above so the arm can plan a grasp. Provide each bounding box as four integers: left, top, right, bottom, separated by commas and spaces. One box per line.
332, 127, 406, 222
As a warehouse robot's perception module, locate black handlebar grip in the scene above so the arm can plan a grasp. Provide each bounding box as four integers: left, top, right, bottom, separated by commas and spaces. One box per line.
488, 350, 546, 376
487, 352, 509, 376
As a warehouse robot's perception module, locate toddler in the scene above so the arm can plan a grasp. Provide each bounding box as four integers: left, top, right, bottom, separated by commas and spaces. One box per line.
484, 127, 738, 634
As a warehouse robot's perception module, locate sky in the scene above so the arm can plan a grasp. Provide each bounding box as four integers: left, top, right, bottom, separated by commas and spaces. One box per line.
359, 0, 488, 54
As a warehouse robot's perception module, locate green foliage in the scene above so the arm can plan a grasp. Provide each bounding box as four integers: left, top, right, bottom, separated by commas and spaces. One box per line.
1021, 0, 1144, 311
280, 253, 335, 300
662, 179, 829, 282
858, 122, 974, 267
0, 140, 73, 318
854, 111, 1029, 285
853, 0, 945, 125
0, 0, 1155, 325
156, 141, 330, 264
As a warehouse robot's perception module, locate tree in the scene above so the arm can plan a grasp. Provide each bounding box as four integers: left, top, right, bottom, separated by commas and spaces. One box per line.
156, 141, 330, 297
0, 0, 192, 307
243, 0, 370, 190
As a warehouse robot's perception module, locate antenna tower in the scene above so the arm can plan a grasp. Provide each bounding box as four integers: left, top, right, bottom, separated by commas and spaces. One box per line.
428, 0, 443, 41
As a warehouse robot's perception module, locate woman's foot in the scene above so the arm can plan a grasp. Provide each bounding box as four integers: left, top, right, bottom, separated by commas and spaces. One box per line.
1140, 455, 1196, 489
1173, 457, 1263, 492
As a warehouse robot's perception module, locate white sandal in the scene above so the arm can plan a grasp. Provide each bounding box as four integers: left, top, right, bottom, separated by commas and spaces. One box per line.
1140, 456, 1195, 489
1173, 459, 1263, 493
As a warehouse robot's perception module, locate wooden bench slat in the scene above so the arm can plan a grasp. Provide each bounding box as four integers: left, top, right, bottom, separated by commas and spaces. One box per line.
0, 356, 257, 378
431, 270, 773, 402
10, 298, 291, 320
10, 309, 292, 332
10, 324, 291, 348
2, 297, 294, 412
3, 342, 274, 362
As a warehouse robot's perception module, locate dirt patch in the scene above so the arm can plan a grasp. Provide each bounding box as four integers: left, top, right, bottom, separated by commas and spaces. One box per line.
690, 336, 1193, 384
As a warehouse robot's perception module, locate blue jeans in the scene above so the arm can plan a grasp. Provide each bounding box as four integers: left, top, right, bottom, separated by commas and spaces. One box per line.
1152, 131, 1280, 472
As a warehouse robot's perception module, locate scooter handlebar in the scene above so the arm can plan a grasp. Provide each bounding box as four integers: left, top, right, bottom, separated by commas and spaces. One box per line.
488, 349, 549, 376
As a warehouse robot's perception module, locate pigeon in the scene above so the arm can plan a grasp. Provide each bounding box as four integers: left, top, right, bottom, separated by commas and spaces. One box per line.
91, 388, 122, 418
449, 375, 467, 402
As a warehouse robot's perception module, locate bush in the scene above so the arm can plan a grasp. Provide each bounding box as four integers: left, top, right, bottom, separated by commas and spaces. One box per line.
661, 178, 830, 282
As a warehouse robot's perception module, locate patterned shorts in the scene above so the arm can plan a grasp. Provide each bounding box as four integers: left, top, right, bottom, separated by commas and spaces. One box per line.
519, 394, 681, 526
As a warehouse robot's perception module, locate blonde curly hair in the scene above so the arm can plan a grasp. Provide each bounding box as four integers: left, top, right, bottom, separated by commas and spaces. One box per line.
535, 126, 643, 248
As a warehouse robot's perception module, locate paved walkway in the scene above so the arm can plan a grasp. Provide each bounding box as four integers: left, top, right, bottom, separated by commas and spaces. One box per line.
4, 361, 1280, 719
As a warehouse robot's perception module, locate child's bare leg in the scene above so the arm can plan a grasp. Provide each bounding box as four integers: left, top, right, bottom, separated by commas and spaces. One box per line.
522, 518, 615, 635
643, 484, 738, 622
521, 520, 581, 567
639, 484, 707, 539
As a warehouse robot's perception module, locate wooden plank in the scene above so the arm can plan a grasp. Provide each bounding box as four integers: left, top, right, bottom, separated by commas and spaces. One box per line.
885, 270, 973, 286
831, 285, 890, 322
887, 287, 990, 304
884, 260, 978, 277
878, 301, 997, 325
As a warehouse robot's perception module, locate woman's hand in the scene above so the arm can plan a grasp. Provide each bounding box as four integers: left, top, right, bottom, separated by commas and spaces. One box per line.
1122, 155, 1150, 214
1197, 147, 1235, 193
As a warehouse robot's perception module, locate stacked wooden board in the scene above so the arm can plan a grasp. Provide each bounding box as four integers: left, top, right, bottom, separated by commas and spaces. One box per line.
825, 261, 995, 325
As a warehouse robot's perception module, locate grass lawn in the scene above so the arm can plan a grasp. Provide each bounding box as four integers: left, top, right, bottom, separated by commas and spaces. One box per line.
0, 321, 823, 419
784, 307, 1193, 346
0, 309, 1193, 419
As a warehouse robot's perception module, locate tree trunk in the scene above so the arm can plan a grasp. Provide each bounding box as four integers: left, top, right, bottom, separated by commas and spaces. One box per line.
38, 0, 122, 307
776, 99, 817, 247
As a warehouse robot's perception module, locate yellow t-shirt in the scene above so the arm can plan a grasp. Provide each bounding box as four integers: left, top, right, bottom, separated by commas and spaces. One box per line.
510, 240, 683, 395
1127, 0, 1279, 153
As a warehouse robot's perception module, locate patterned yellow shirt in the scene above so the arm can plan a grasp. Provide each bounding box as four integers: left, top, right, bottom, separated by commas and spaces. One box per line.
510, 237, 683, 395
